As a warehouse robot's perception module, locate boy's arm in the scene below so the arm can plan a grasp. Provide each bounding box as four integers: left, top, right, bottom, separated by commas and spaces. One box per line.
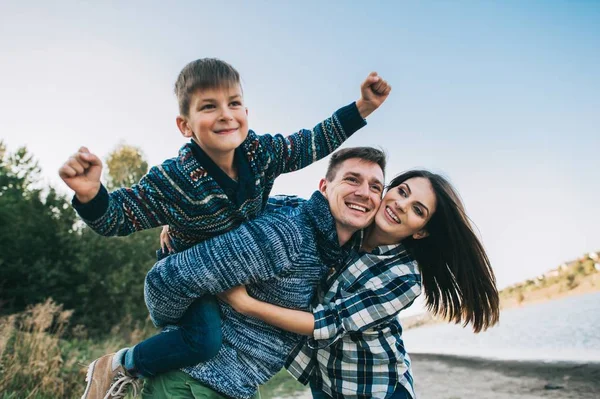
71, 164, 173, 236
144, 211, 305, 327
258, 73, 390, 177
60, 146, 174, 236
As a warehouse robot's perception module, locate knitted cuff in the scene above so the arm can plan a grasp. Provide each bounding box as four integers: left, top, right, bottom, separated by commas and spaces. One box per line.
72, 184, 109, 221
335, 102, 367, 138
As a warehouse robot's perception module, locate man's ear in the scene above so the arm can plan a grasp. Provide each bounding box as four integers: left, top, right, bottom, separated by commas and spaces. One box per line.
318, 178, 329, 197
176, 116, 193, 138
412, 229, 429, 240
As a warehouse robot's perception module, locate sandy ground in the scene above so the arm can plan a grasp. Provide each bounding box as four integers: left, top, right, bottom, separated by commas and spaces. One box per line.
275, 354, 600, 399
410, 354, 600, 399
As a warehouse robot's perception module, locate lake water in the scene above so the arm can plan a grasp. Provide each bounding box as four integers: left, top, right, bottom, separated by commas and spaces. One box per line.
402, 291, 600, 363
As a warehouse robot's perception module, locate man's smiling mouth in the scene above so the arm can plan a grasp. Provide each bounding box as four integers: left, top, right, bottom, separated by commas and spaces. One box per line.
346, 203, 368, 213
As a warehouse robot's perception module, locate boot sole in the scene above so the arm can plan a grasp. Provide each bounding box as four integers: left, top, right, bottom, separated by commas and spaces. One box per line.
81, 359, 98, 399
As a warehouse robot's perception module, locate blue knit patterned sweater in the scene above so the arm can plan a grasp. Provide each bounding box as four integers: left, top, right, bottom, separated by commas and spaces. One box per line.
72, 103, 365, 253
145, 191, 349, 399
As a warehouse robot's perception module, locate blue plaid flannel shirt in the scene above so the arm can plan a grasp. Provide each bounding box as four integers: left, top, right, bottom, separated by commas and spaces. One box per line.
286, 242, 422, 399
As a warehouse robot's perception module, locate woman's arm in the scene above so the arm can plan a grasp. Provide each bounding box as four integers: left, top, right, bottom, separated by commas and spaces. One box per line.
219, 259, 421, 343
218, 286, 315, 336
310, 262, 421, 348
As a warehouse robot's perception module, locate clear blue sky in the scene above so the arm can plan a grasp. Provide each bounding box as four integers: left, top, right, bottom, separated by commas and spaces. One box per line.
1, 1, 599, 294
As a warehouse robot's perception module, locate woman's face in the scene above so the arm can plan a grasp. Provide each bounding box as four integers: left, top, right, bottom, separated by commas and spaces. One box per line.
373, 177, 437, 242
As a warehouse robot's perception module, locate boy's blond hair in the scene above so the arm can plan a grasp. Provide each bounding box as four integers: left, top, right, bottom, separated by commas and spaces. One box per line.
174, 58, 241, 117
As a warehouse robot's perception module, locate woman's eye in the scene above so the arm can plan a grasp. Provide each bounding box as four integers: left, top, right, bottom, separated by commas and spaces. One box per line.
414, 206, 423, 217
399, 188, 408, 197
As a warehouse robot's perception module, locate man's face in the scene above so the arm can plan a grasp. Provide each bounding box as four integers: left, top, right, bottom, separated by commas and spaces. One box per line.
177, 84, 249, 162
319, 158, 384, 242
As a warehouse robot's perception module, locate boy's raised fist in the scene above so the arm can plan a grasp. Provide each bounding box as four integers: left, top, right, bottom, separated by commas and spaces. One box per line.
58, 146, 103, 203
356, 72, 391, 119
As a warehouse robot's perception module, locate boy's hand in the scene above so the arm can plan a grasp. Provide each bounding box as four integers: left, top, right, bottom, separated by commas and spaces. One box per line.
58, 146, 103, 203
160, 225, 175, 254
356, 72, 391, 119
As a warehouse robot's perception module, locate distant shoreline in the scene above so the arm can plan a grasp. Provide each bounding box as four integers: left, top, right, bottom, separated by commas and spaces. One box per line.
499, 272, 600, 310
401, 275, 600, 330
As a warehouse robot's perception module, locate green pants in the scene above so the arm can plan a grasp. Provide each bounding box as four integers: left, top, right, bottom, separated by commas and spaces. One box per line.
141, 370, 261, 399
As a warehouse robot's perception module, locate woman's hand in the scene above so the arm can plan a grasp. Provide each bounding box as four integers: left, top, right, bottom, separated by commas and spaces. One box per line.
160, 225, 174, 254
217, 285, 254, 314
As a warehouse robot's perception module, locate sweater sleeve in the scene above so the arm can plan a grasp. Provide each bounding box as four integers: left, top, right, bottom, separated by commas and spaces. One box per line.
72, 164, 175, 236
144, 211, 305, 327
257, 102, 366, 178
308, 262, 421, 349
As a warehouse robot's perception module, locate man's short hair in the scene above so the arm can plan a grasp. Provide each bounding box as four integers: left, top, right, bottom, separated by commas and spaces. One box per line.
174, 58, 241, 117
325, 147, 387, 181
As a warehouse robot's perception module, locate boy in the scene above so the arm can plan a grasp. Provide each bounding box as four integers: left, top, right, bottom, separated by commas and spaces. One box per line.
58, 58, 390, 399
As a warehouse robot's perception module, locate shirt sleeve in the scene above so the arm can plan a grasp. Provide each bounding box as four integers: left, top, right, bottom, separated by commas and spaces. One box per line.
72, 164, 174, 236
144, 212, 305, 327
257, 102, 366, 178
308, 262, 422, 349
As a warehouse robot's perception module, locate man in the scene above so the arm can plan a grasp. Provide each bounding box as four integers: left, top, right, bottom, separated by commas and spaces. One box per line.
142, 147, 386, 398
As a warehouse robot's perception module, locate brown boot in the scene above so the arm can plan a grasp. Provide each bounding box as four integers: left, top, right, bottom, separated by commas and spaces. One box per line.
81, 351, 140, 399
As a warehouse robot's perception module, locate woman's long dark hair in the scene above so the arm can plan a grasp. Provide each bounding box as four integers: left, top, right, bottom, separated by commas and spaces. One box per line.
389, 170, 499, 332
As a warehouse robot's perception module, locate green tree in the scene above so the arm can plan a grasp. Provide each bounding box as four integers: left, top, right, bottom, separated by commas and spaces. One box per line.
105, 143, 148, 190
0, 143, 79, 314
0, 142, 157, 335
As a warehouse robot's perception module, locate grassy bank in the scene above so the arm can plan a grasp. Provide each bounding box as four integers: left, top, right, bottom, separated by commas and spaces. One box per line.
0, 299, 155, 398
0, 299, 304, 398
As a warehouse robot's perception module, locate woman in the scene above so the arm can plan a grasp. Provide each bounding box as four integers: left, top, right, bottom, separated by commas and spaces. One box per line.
219, 170, 500, 399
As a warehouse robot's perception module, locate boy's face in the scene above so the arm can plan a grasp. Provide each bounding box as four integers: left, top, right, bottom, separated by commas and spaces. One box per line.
177, 84, 248, 162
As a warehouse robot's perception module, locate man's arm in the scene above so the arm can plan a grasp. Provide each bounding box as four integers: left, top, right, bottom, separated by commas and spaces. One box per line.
265, 195, 306, 212
144, 211, 305, 327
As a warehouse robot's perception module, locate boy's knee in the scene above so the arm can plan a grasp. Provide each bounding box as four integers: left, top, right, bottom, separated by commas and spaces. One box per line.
182, 325, 222, 362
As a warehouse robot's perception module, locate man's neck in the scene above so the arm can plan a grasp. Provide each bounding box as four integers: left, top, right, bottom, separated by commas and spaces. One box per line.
335, 224, 357, 247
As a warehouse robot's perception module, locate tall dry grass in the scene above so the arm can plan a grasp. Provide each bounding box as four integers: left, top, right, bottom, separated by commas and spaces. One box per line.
0, 299, 305, 398
0, 299, 155, 399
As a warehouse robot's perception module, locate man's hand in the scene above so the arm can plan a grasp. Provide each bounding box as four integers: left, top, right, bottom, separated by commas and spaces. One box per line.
356, 72, 391, 119
58, 146, 103, 203
217, 285, 254, 314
